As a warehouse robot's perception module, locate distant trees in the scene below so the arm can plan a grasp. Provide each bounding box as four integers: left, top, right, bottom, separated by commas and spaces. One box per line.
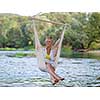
0, 14, 33, 48
0, 12, 100, 50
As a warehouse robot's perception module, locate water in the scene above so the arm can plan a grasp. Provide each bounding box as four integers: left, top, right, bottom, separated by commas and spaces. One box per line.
0, 51, 100, 87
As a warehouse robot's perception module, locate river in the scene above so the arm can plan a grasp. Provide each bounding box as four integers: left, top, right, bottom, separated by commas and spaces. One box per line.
0, 51, 100, 87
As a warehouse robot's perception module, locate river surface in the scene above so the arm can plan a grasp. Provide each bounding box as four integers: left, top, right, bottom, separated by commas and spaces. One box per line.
0, 51, 100, 87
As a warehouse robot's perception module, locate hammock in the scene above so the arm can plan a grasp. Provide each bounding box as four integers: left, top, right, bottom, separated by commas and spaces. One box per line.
32, 20, 66, 71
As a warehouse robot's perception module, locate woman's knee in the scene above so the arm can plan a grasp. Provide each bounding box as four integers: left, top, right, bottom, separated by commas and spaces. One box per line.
46, 63, 55, 71
52, 67, 55, 71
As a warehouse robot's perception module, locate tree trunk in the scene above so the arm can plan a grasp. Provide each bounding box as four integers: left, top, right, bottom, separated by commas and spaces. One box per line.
87, 40, 93, 49
80, 43, 85, 49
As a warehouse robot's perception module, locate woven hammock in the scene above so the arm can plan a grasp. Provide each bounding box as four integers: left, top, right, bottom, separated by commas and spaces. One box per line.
32, 20, 66, 71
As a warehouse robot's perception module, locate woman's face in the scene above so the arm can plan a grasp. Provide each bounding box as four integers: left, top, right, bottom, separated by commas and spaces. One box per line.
45, 38, 52, 47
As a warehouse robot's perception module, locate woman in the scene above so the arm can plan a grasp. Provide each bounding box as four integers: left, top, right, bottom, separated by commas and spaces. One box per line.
44, 36, 64, 85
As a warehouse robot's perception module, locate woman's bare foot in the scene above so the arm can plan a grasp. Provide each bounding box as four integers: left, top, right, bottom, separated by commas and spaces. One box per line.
52, 79, 59, 85
57, 77, 65, 81
60, 77, 64, 81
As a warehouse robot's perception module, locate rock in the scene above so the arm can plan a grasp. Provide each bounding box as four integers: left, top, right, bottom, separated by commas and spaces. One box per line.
96, 77, 100, 80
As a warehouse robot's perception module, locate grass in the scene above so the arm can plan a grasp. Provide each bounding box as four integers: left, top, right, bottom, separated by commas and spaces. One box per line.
10, 52, 36, 58
0, 47, 17, 51
23, 46, 35, 51
14, 53, 28, 58
0, 46, 35, 51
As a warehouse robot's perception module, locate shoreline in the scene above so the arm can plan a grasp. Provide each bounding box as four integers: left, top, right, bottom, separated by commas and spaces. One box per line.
86, 50, 100, 55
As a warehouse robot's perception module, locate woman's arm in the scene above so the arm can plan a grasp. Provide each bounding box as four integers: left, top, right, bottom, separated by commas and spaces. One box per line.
53, 39, 60, 57
53, 39, 60, 49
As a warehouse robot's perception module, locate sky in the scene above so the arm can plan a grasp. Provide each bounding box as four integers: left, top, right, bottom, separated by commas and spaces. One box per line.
0, 0, 100, 16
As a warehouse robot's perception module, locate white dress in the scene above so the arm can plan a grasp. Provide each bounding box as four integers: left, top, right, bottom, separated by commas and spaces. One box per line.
43, 48, 56, 68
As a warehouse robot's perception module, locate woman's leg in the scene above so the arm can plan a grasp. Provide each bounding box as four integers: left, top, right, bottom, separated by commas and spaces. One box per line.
46, 63, 64, 82
46, 63, 58, 84
49, 66, 59, 84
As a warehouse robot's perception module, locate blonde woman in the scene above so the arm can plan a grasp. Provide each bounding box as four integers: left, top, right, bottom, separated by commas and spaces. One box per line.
44, 36, 64, 85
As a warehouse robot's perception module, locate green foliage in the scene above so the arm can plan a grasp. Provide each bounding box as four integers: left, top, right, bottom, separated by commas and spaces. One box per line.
90, 42, 100, 50
61, 46, 72, 57
0, 12, 100, 51
0, 34, 6, 47
14, 53, 28, 58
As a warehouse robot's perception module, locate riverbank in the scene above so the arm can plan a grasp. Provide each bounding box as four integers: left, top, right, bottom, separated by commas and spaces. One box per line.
0, 47, 100, 59
0, 46, 35, 51
86, 50, 100, 55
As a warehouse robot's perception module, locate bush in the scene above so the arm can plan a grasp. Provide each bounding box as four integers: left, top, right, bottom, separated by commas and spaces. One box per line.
61, 46, 72, 57
90, 42, 100, 50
